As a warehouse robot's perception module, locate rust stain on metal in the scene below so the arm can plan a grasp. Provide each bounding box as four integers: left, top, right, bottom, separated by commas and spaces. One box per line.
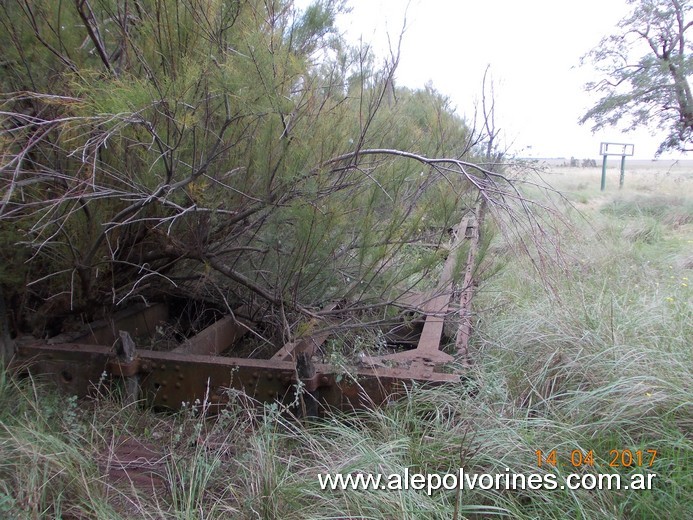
107, 357, 140, 378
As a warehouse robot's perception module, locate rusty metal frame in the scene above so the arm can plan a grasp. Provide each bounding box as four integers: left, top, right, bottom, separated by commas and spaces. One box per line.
9, 210, 483, 413
359, 208, 482, 372
12, 342, 459, 411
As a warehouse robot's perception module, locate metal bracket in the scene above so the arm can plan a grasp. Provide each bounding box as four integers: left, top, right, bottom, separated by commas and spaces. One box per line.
107, 357, 141, 378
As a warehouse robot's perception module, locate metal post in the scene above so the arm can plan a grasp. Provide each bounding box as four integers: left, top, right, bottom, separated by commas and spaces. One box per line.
601, 154, 608, 191
296, 350, 319, 418
118, 330, 139, 405
619, 155, 626, 189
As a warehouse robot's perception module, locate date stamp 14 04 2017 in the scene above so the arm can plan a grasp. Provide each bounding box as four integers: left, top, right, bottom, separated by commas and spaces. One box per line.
535, 449, 657, 469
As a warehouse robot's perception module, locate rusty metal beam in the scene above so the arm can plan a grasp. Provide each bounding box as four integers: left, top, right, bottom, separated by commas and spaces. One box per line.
415, 217, 470, 354
11, 342, 459, 412
272, 303, 338, 362
271, 332, 331, 362
360, 214, 475, 371
454, 203, 485, 364
48, 303, 169, 346
172, 313, 252, 356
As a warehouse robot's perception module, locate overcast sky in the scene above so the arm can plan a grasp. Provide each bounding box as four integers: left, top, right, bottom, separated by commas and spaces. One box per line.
319, 0, 689, 160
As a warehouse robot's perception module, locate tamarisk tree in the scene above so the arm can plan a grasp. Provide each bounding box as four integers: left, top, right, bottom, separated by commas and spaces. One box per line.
0, 0, 565, 344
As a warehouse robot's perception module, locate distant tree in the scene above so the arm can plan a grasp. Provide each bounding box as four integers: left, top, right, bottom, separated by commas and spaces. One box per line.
580, 0, 693, 154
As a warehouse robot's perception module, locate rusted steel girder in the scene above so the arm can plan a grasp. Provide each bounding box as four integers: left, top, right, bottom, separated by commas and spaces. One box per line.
455, 203, 486, 364
172, 309, 252, 356
45, 302, 170, 346
272, 303, 338, 362
360, 211, 481, 372
11, 342, 460, 412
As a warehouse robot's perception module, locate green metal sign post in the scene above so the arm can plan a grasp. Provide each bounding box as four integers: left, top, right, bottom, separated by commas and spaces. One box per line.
619, 155, 626, 188
600, 142, 634, 191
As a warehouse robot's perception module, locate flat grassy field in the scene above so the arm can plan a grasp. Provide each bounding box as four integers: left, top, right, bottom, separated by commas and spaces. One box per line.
1, 160, 691, 519
544, 159, 693, 202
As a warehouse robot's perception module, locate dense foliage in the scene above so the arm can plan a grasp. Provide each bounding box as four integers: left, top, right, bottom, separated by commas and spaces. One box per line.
0, 0, 483, 339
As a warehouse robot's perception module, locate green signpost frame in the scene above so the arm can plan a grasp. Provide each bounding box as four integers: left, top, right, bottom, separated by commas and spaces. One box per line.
599, 142, 635, 191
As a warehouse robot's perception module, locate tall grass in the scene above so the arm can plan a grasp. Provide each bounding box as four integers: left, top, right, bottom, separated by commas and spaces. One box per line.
469, 176, 692, 518
0, 372, 120, 519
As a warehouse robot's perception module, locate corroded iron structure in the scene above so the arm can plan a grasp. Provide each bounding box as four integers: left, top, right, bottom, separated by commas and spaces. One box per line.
9, 209, 484, 413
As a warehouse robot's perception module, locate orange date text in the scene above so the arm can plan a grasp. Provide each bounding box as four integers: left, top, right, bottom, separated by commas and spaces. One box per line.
535, 449, 657, 468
